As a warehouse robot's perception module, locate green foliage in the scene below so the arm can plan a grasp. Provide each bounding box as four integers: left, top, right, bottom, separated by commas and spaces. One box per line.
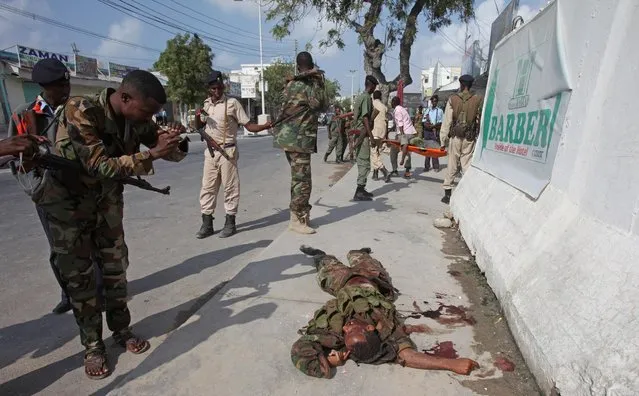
324, 78, 341, 104
338, 96, 352, 111
267, 0, 474, 51
257, 61, 341, 117
154, 33, 213, 106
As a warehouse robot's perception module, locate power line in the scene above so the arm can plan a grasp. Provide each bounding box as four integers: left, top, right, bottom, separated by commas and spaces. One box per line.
98, 0, 292, 57
0, 3, 161, 53
167, 0, 295, 43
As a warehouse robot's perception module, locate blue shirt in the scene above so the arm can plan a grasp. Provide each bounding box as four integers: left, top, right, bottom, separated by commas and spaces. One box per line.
423, 106, 443, 125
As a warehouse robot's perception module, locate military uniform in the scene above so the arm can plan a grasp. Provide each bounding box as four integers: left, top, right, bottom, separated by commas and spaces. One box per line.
352, 92, 374, 188
440, 75, 483, 203
291, 248, 414, 378
8, 58, 103, 313
324, 115, 345, 162
34, 88, 185, 353
198, 89, 250, 237
274, 68, 327, 232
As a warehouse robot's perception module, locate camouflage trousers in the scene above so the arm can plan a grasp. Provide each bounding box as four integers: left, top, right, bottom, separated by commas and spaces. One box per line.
315, 248, 392, 297
325, 131, 346, 161
286, 151, 312, 219
43, 195, 131, 353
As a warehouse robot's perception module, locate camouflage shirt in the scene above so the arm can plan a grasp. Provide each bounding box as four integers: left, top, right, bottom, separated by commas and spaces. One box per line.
328, 117, 344, 139
291, 250, 414, 378
32, 88, 185, 217
273, 69, 328, 153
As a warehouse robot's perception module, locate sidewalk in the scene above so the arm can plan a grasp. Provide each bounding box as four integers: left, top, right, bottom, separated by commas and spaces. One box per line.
108, 164, 540, 396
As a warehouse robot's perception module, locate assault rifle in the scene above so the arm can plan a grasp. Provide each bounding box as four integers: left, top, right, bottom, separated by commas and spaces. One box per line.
12, 144, 171, 195
194, 108, 233, 161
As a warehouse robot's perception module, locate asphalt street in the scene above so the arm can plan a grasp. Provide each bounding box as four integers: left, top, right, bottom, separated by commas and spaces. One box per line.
0, 129, 352, 395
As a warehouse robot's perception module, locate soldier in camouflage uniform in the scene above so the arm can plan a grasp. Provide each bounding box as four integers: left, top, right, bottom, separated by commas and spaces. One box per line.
33, 70, 187, 379
292, 245, 480, 379
273, 52, 328, 234
323, 105, 346, 163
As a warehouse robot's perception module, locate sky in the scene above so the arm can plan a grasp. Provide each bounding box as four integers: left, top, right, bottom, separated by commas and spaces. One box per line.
0, 0, 549, 95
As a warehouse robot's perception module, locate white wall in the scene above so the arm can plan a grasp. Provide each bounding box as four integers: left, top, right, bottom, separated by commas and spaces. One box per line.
452, 1, 639, 395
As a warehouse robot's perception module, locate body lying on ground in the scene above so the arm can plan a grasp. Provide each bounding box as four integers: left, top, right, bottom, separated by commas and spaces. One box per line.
292, 245, 479, 379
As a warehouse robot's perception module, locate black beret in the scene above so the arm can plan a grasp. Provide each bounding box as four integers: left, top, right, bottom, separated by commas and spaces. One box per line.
365, 75, 379, 86
459, 74, 474, 84
207, 70, 223, 85
32, 58, 70, 85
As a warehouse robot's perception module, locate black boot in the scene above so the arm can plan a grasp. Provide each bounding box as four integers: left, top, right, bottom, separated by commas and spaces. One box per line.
372, 170, 379, 180
441, 189, 452, 204
353, 186, 373, 201
52, 299, 72, 314
381, 168, 391, 183
219, 214, 237, 238
196, 214, 214, 239
390, 170, 399, 177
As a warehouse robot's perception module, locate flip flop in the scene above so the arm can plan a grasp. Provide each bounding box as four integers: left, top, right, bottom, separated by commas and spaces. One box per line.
115, 332, 150, 355
84, 350, 111, 380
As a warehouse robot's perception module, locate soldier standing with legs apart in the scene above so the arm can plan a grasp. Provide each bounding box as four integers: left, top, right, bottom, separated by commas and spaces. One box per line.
34, 70, 188, 379
8, 58, 104, 314
351, 75, 378, 201
440, 75, 483, 204
323, 105, 345, 163
195, 71, 271, 239
274, 52, 327, 234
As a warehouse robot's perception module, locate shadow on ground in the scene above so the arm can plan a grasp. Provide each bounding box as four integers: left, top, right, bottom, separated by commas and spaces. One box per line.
91, 253, 314, 395
0, 241, 275, 396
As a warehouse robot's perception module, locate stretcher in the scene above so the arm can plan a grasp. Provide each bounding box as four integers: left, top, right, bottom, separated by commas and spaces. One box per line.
383, 139, 448, 158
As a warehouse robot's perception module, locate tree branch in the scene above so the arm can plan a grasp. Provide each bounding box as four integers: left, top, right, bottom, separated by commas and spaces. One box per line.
391, 0, 427, 88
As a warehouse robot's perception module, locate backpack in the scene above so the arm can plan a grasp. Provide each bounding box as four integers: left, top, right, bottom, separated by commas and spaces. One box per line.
451, 93, 480, 141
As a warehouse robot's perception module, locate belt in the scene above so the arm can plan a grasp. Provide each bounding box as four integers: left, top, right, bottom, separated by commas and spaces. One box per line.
215, 142, 236, 148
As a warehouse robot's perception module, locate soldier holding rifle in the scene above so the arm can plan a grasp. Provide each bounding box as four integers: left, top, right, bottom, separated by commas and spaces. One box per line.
194, 70, 271, 239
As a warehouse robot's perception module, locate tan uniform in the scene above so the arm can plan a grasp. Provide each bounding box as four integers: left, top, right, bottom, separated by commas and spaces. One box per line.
440, 91, 483, 190
371, 99, 388, 170
199, 95, 250, 215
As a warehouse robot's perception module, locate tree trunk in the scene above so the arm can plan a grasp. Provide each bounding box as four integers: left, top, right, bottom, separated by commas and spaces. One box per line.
353, 0, 427, 105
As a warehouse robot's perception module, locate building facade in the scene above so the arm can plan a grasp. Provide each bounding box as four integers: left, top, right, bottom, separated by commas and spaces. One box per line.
420, 63, 462, 97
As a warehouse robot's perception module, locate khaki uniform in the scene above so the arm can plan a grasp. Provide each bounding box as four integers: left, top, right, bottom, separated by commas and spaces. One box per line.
440, 91, 483, 190
199, 95, 250, 216
371, 99, 387, 171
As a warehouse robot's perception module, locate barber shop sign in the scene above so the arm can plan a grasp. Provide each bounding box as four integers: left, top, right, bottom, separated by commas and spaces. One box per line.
474, 1, 572, 199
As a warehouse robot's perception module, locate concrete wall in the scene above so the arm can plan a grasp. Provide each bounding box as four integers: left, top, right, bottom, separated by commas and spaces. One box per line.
451, 1, 639, 395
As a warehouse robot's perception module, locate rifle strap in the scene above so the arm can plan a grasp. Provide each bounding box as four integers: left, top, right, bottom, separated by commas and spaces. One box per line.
221, 98, 229, 148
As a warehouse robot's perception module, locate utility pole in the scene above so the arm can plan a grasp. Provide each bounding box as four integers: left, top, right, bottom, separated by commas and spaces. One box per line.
71, 43, 79, 55
257, 0, 266, 116
294, 40, 298, 76
349, 69, 356, 111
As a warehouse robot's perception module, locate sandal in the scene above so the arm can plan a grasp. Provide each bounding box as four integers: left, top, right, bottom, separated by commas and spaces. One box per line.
115, 332, 150, 355
84, 350, 111, 380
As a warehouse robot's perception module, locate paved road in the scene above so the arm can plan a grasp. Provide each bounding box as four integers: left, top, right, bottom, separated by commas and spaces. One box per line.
0, 129, 351, 395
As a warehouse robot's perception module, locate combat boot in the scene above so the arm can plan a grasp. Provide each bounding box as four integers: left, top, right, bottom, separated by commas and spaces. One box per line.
196, 214, 214, 239
381, 168, 392, 183
289, 213, 316, 234
372, 170, 379, 180
219, 214, 237, 238
441, 189, 452, 204
353, 185, 373, 201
